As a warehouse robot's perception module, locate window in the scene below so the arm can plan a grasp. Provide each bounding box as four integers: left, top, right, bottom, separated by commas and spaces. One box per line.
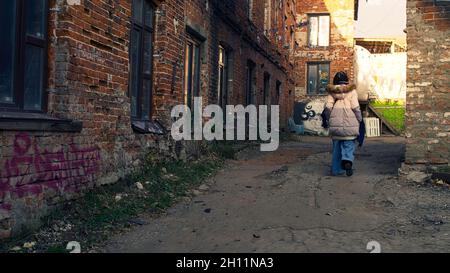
245, 60, 256, 106
274, 2, 279, 30
307, 62, 330, 95
263, 72, 271, 106
308, 14, 330, 47
275, 80, 282, 105
184, 38, 201, 109
290, 29, 295, 51
247, 0, 253, 20
217, 46, 229, 109
264, 0, 272, 36
0, 0, 48, 112
130, 0, 155, 121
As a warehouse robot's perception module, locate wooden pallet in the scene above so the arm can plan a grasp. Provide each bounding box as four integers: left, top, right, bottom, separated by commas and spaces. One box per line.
364, 117, 381, 137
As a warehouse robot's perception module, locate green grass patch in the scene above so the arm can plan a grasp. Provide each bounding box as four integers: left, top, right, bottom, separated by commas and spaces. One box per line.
432, 165, 450, 174
371, 100, 404, 107
209, 141, 238, 159
0, 148, 226, 253
371, 101, 406, 133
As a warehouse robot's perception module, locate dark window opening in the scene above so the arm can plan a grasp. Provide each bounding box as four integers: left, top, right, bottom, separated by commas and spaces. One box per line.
184, 37, 201, 109
130, 0, 155, 121
245, 60, 256, 106
263, 72, 271, 106
217, 46, 230, 110
275, 80, 282, 105
264, 0, 271, 37
307, 62, 330, 95
0, 0, 49, 113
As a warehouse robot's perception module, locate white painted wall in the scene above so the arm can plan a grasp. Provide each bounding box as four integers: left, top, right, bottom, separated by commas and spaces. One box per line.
354, 45, 406, 101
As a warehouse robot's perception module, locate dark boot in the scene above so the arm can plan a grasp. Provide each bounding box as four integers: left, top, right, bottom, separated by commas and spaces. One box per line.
341, 160, 353, 177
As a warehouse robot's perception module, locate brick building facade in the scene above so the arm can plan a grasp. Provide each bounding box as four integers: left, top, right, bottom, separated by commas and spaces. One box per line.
293, 0, 355, 101
1, 0, 448, 239
404, 0, 449, 168
0, 0, 296, 238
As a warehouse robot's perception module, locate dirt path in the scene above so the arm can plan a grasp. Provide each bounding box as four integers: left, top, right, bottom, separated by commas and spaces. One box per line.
104, 136, 450, 253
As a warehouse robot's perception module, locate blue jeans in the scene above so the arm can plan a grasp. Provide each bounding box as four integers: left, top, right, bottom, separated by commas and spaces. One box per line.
331, 139, 356, 176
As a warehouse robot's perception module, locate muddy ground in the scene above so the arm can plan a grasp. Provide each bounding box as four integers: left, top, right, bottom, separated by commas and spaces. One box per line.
103, 136, 449, 253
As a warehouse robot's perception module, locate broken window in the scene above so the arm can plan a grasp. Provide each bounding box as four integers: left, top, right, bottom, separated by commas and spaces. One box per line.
0, 0, 48, 112
307, 62, 330, 95
308, 14, 330, 47
130, 0, 155, 121
184, 38, 201, 109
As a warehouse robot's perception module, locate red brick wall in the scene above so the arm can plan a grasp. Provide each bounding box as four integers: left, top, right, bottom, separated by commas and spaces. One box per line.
405, 0, 450, 166
0, 0, 182, 238
0, 0, 296, 238
294, 0, 355, 101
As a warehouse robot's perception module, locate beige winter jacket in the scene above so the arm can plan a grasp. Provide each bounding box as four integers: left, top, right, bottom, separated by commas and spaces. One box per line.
325, 84, 362, 140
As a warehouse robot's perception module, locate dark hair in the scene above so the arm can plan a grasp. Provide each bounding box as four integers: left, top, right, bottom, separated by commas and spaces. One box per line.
333, 71, 349, 85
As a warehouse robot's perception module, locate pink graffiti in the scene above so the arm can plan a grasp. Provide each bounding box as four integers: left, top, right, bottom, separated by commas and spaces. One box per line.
0, 133, 101, 199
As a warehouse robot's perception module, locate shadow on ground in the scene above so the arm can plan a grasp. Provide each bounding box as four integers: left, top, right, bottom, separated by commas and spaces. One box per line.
103, 136, 449, 253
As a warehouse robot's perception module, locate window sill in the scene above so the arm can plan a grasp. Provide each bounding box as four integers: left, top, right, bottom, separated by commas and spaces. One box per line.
307, 46, 330, 50
0, 112, 83, 132
132, 120, 166, 135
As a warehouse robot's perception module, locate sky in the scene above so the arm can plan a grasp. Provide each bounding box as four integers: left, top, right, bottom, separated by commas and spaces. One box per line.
355, 0, 407, 38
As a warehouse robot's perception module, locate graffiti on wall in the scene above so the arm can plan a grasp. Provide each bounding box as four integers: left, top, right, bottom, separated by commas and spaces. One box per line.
292, 99, 329, 136
0, 133, 101, 199
302, 99, 329, 136
301, 105, 317, 120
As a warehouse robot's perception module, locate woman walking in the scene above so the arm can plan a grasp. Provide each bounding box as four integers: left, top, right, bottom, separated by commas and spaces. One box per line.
322, 72, 363, 177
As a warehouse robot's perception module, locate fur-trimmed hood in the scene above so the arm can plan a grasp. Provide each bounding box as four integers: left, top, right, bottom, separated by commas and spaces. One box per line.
327, 84, 356, 100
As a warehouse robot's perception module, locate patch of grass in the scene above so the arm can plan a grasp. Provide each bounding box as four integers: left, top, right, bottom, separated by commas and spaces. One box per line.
376, 107, 405, 133
0, 150, 224, 253
431, 165, 450, 174
371, 100, 404, 107
371, 101, 406, 133
209, 141, 238, 159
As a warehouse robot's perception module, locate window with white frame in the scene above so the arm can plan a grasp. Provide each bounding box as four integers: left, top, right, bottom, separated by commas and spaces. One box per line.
308, 14, 330, 47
